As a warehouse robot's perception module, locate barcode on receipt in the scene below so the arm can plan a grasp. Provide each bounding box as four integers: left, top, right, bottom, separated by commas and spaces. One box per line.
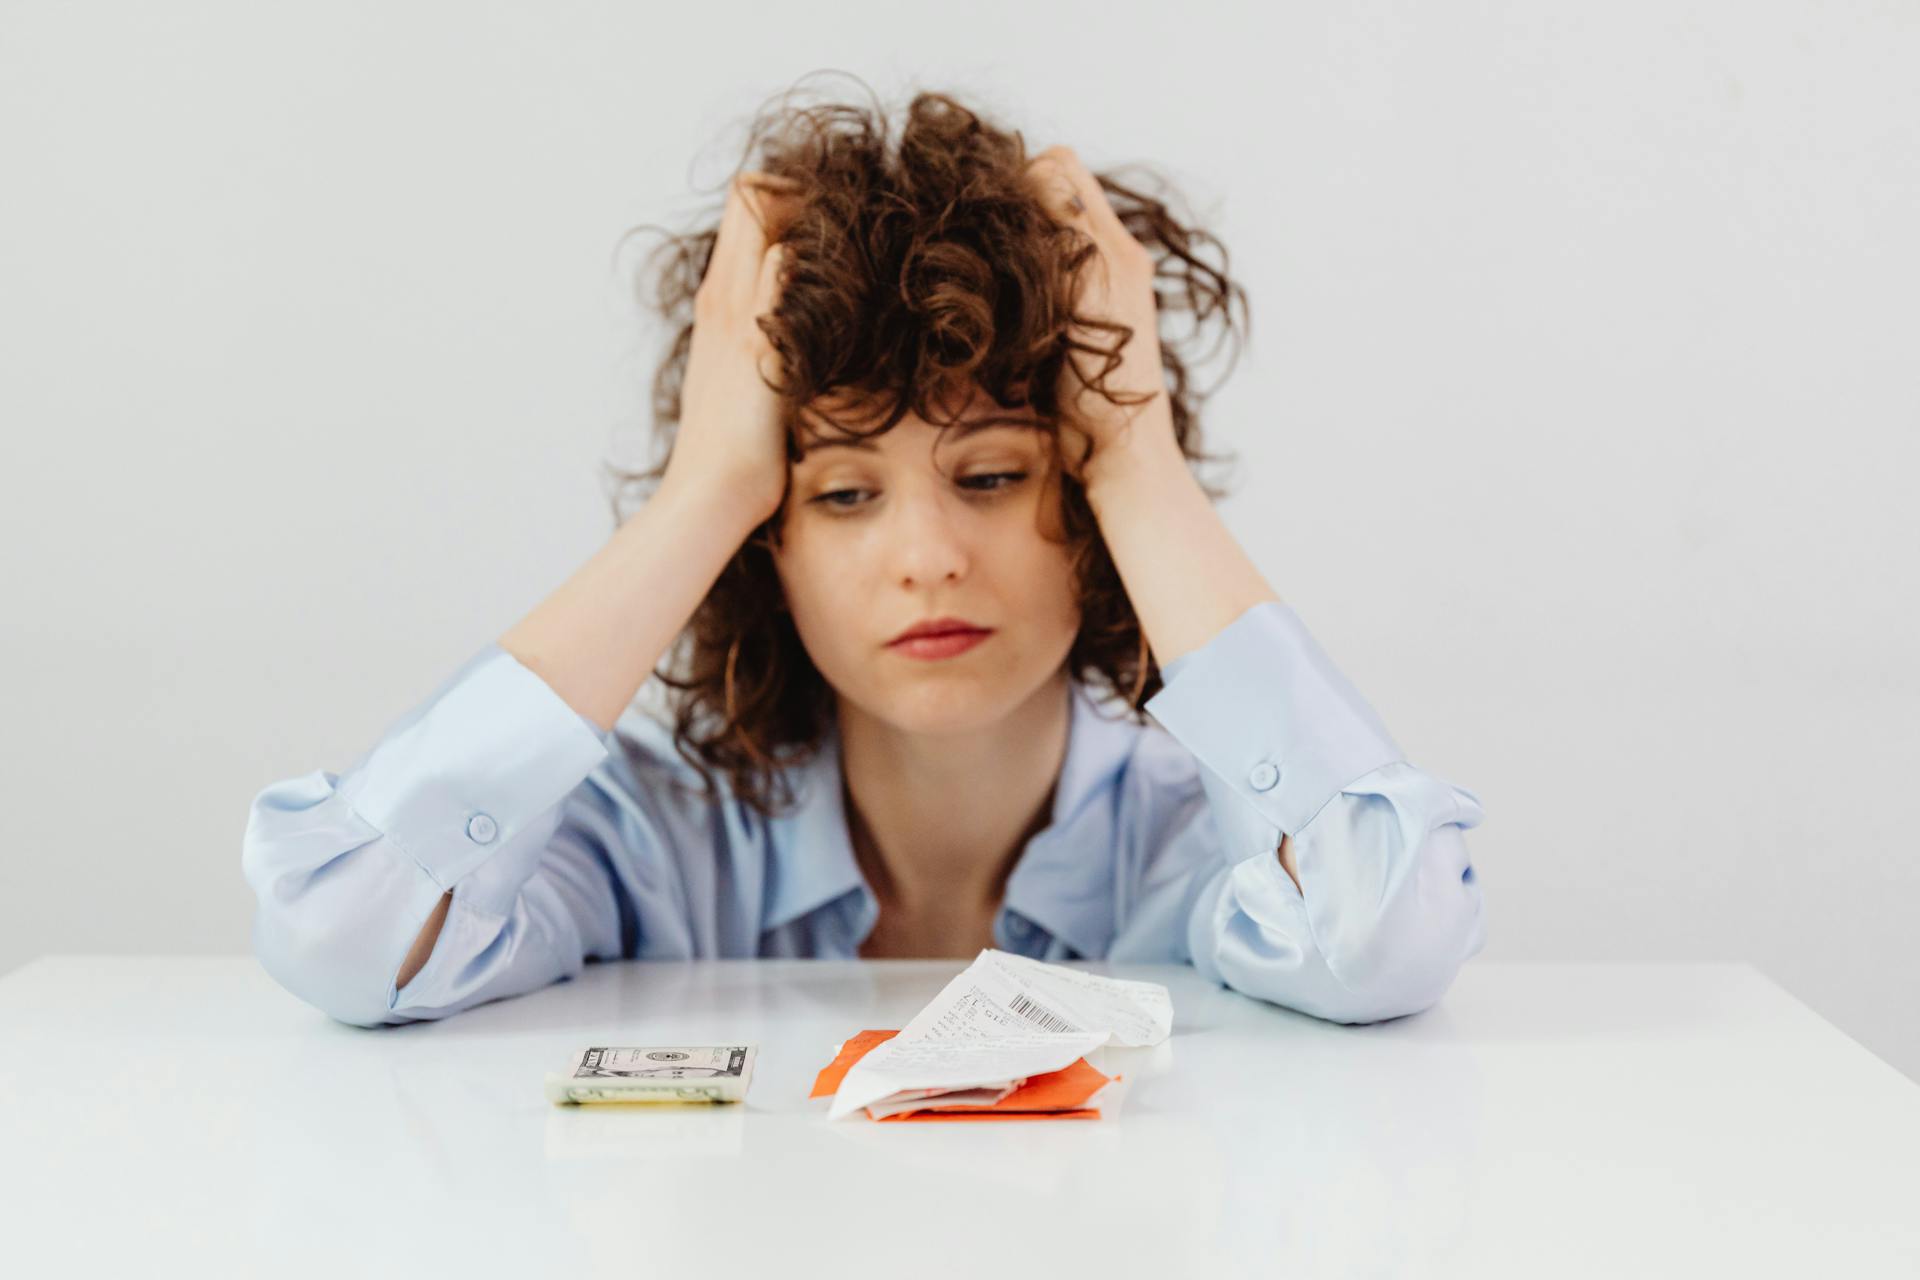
1007, 992, 1079, 1034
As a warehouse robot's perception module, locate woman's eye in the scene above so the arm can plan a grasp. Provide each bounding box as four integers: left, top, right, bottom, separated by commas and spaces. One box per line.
809, 472, 1028, 509
964, 471, 1029, 493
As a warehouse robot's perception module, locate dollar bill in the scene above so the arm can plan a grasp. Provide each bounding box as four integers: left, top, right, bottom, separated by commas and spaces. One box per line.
545, 1044, 757, 1106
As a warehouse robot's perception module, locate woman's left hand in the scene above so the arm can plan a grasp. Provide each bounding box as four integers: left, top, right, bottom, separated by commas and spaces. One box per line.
1024, 146, 1176, 480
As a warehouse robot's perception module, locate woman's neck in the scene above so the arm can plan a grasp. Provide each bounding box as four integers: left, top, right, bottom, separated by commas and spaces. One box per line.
837, 672, 1071, 916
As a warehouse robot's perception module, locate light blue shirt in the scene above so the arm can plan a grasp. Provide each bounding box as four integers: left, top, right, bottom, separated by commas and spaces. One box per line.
242, 601, 1487, 1028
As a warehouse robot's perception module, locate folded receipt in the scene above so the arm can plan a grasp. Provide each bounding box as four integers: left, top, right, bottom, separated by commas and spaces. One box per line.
826, 949, 1173, 1121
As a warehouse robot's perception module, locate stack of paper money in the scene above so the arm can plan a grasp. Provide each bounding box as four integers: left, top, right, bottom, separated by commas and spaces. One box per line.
809, 949, 1173, 1122
545, 1044, 757, 1106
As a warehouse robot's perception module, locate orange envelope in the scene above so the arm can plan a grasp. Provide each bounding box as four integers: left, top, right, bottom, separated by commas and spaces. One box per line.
808, 1029, 1118, 1121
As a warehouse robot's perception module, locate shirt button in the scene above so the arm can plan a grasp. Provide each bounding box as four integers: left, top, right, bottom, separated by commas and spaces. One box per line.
466, 812, 498, 844
1249, 762, 1280, 792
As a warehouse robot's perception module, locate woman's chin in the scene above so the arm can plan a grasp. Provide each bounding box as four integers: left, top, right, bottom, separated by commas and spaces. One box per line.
852, 679, 1025, 739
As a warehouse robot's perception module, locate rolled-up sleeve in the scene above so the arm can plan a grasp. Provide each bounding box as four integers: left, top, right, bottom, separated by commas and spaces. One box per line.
241, 642, 620, 1028
1143, 601, 1487, 1024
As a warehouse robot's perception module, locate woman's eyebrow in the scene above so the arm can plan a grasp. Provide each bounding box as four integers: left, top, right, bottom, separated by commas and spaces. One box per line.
797, 419, 1037, 457
945, 420, 1048, 453
798, 436, 877, 457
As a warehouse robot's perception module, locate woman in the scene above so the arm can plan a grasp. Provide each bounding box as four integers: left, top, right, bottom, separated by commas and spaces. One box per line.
241, 83, 1486, 1029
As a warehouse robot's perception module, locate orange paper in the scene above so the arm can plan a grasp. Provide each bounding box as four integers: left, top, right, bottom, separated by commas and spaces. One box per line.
809, 1028, 1118, 1121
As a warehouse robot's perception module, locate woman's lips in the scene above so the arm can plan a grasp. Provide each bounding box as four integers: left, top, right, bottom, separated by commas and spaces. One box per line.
888, 629, 993, 659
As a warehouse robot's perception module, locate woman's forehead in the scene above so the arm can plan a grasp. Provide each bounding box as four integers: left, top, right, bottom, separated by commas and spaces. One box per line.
795, 384, 1044, 455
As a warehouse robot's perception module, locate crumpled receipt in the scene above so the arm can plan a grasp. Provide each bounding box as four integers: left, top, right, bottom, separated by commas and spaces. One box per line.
825, 948, 1174, 1120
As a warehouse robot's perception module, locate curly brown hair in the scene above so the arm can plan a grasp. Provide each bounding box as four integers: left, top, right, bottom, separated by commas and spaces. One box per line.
604, 72, 1251, 820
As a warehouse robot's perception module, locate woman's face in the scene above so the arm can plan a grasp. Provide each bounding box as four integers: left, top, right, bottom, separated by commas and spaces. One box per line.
771, 386, 1082, 736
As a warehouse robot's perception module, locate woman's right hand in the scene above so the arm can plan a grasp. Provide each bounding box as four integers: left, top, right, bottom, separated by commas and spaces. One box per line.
664, 170, 805, 523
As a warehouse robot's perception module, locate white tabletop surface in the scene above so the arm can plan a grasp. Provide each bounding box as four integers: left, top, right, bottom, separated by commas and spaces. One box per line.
2, 956, 1917, 1278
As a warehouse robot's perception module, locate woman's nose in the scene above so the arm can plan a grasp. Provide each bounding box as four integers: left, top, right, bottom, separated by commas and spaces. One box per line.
887, 489, 971, 585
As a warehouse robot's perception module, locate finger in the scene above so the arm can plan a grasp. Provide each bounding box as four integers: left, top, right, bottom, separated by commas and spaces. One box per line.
717, 172, 798, 312
1027, 153, 1116, 307
743, 171, 803, 192
752, 240, 789, 321
1045, 149, 1129, 246
739, 172, 803, 225
753, 187, 806, 239
1026, 151, 1085, 224
711, 176, 769, 310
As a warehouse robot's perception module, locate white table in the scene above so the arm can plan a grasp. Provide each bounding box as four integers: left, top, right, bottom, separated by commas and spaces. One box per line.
2, 958, 1916, 1277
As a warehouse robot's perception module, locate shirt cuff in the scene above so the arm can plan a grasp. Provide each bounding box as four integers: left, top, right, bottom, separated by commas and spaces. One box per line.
1144, 601, 1404, 835
343, 642, 613, 888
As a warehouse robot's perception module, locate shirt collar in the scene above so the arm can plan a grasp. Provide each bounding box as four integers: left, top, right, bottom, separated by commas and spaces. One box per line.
762, 676, 1144, 957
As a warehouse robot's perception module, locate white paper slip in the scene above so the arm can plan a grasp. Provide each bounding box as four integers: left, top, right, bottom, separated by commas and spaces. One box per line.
896, 949, 1173, 1047
826, 1030, 1108, 1120
982, 950, 1173, 1045
545, 1044, 757, 1106
816, 952, 1174, 1121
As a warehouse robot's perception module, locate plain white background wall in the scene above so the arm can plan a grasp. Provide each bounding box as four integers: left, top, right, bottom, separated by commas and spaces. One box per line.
3, 2, 1915, 1078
